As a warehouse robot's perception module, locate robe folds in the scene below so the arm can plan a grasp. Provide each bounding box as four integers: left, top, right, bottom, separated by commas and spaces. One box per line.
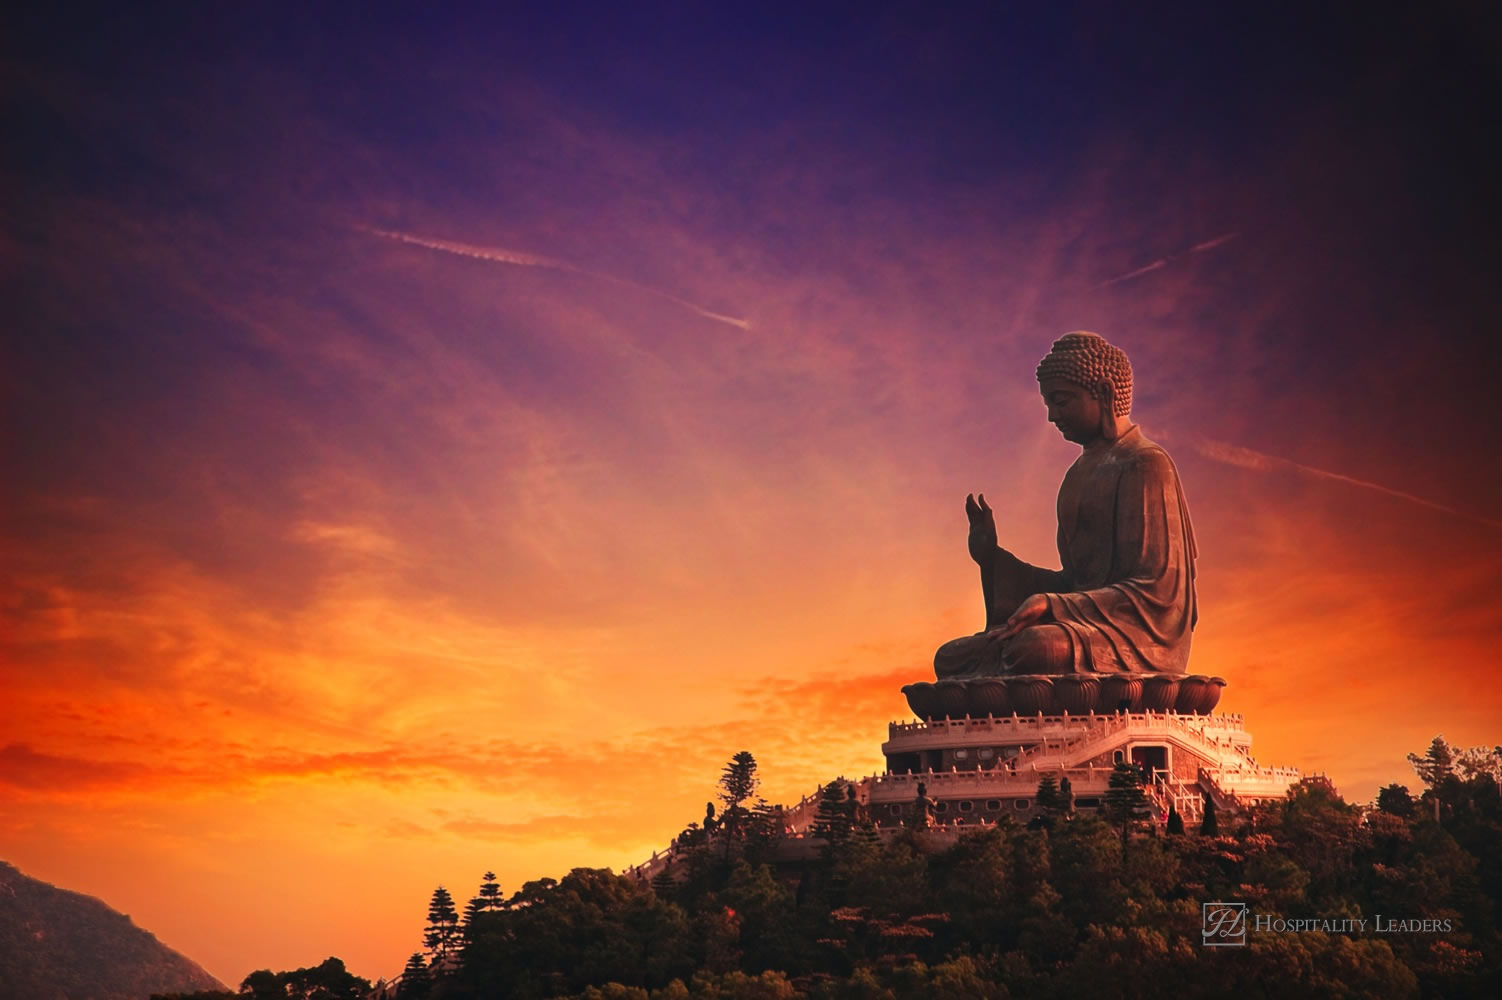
990, 425, 1198, 673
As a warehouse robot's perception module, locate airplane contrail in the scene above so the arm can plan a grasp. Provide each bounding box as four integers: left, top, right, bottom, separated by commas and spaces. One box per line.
1168, 433, 1502, 530
1098, 231, 1239, 288
357, 225, 751, 330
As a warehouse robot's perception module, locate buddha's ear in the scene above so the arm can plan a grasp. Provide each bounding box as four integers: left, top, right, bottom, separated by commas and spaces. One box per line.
1096, 379, 1116, 411
1096, 380, 1118, 437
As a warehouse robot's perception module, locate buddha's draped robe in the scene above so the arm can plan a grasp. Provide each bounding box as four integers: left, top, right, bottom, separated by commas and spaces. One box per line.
986, 425, 1197, 673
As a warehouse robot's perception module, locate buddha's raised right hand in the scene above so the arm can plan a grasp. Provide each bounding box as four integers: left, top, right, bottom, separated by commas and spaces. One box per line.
966, 492, 997, 564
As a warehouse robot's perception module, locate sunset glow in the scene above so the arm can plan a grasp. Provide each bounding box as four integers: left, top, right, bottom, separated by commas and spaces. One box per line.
3, 5, 1499, 988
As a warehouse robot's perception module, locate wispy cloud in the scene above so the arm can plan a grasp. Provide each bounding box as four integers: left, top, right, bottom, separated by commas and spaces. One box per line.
356, 225, 752, 330
1173, 433, 1502, 530
1098, 231, 1239, 288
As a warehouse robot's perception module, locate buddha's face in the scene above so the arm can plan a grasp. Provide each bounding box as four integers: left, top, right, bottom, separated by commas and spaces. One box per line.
1039, 377, 1103, 443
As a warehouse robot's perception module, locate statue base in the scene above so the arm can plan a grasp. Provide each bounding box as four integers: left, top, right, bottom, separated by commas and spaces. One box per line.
901, 673, 1225, 719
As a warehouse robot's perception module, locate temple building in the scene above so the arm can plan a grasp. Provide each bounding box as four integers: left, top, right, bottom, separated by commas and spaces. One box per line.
628, 682, 1313, 882
774, 674, 1311, 839
864, 680, 1304, 828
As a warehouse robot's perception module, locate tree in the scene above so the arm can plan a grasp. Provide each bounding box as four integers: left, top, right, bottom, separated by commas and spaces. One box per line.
397, 953, 432, 1000
462, 894, 484, 927
1035, 774, 1060, 815
1378, 783, 1416, 817
1200, 792, 1218, 836
1105, 762, 1148, 855
651, 861, 678, 898
238, 959, 370, 1000
239, 970, 282, 1000
718, 751, 760, 836
719, 752, 759, 813
813, 781, 854, 846
1409, 735, 1457, 788
478, 871, 503, 910
745, 798, 784, 866
465, 871, 505, 928
1166, 804, 1185, 835
424, 886, 462, 964
1456, 745, 1502, 784
1058, 775, 1075, 816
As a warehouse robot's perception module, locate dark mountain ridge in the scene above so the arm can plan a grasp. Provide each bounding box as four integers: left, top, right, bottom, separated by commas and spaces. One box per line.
0, 860, 224, 1000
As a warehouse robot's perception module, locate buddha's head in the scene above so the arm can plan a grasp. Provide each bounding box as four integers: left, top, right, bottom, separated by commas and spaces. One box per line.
1035, 331, 1133, 443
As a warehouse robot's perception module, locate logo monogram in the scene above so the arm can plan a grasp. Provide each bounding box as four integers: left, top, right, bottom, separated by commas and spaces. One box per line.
1202, 902, 1248, 946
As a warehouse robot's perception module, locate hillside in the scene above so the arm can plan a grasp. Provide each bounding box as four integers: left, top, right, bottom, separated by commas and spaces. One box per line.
0, 861, 225, 1000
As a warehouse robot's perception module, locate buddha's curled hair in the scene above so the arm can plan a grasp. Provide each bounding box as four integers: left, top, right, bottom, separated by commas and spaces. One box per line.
1035, 331, 1133, 417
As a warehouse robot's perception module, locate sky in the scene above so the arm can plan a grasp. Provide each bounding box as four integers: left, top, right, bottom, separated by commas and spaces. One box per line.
3, 1, 1501, 988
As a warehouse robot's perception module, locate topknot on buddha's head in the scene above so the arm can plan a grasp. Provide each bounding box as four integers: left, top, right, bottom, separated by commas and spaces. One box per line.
1035, 331, 1133, 417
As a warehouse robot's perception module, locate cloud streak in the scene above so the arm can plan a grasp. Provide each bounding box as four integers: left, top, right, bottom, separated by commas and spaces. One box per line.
1098, 231, 1239, 288
1179, 434, 1502, 530
357, 225, 752, 330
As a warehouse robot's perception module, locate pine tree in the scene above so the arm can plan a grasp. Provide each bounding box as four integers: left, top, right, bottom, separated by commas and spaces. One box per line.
1035, 774, 1060, 814
461, 896, 481, 927
813, 781, 853, 845
423, 886, 461, 964
1200, 792, 1218, 836
396, 953, 431, 1000
651, 860, 677, 898
1105, 763, 1146, 822
477, 871, 503, 910
1105, 762, 1148, 856
1166, 803, 1185, 835
746, 798, 783, 865
1408, 736, 1456, 789
718, 751, 760, 835
851, 819, 882, 851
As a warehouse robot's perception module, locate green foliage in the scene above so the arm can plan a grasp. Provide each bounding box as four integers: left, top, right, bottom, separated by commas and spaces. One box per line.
423, 886, 461, 963
463, 871, 504, 929
476, 871, 502, 910
0, 861, 227, 1000
1455, 745, 1502, 784
720, 753, 759, 813
1166, 803, 1185, 835
1034, 774, 1059, 814
744, 799, 785, 867
1379, 783, 1416, 817
397, 953, 431, 1000
453, 868, 695, 998
652, 862, 679, 899
394, 740, 1502, 999
1104, 762, 1146, 824
237, 957, 370, 1000
812, 782, 853, 848
1200, 793, 1219, 836
1410, 735, 1458, 788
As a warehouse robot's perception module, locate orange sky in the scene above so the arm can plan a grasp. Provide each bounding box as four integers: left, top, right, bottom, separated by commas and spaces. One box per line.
4, 5, 1500, 988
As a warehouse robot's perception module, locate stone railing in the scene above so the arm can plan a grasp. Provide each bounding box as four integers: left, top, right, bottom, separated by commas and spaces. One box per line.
888, 709, 1253, 776
890, 709, 1246, 732
1201, 764, 1301, 802
886, 710, 1249, 749
1149, 770, 1205, 822
865, 764, 1116, 801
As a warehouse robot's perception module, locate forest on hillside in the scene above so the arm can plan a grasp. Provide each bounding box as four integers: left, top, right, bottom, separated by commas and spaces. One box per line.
160, 737, 1501, 1000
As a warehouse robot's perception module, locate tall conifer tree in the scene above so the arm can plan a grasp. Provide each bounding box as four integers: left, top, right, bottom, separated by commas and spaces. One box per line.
423, 886, 461, 964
